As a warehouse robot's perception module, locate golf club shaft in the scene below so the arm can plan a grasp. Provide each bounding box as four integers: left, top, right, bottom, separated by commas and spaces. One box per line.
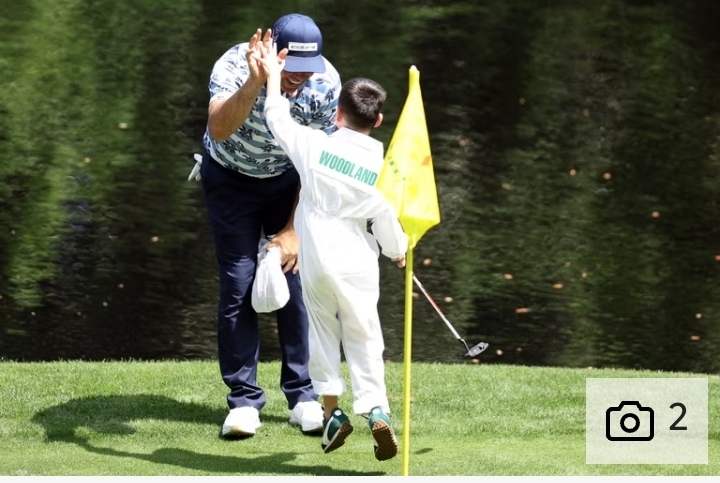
411, 273, 463, 341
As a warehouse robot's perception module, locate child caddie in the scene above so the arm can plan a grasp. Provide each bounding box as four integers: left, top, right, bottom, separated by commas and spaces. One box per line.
250, 32, 408, 461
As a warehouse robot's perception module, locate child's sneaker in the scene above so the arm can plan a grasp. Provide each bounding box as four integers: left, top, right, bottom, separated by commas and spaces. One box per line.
321, 408, 354, 454
368, 406, 398, 461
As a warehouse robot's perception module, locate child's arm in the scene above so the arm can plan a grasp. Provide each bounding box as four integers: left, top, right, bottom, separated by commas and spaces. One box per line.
252, 36, 324, 170
371, 204, 408, 267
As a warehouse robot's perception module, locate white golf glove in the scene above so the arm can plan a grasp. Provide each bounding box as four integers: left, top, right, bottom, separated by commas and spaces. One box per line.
188, 153, 202, 181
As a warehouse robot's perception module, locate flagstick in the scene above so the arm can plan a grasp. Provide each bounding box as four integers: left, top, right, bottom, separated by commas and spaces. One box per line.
401, 248, 414, 476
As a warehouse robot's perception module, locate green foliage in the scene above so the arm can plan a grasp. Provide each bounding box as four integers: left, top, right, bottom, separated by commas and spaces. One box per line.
3, 0, 720, 372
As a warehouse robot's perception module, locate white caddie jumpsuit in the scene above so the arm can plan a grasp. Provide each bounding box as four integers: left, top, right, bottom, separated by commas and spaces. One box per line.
265, 95, 408, 415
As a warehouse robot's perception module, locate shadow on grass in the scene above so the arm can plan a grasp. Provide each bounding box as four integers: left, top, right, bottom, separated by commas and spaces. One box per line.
31, 394, 384, 476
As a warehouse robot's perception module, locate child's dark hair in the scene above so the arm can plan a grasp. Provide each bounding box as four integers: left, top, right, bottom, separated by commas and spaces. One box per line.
338, 78, 386, 131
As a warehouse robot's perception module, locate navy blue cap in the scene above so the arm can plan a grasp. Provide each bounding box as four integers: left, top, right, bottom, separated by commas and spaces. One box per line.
272, 13, 326, 74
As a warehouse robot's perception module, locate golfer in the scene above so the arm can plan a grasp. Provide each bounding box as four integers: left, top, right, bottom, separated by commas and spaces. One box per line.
197, 13, 340, 437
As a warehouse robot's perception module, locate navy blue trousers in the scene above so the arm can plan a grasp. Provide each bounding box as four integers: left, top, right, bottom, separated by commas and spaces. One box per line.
200, 149, 317, 411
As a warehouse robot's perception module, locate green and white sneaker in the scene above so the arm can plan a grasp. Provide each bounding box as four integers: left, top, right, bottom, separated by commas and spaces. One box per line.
368, 406, 398, 461
321, 408, 354, 454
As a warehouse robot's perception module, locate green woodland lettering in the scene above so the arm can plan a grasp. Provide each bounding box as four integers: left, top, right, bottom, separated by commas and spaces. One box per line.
318, 151, 378, 186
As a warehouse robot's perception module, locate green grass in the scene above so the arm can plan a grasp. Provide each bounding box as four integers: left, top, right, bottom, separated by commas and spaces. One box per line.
0, 360, 718, 476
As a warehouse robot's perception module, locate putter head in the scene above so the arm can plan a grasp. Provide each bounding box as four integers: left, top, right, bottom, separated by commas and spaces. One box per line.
465, 342, 489, 357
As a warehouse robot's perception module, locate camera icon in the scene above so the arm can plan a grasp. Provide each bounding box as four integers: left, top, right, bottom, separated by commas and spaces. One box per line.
606, 401, 654, 441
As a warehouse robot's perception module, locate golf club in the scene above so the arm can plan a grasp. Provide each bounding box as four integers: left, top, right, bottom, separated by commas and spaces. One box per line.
411, 273, 489, 357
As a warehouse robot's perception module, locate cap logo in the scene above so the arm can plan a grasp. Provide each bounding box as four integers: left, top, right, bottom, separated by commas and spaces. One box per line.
288, 42, 318, 52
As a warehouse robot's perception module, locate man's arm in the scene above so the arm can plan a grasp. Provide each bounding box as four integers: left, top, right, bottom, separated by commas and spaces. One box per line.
207, 79, 264, 141
268, 182, 301, 274
286, 182, 300, 229
207, 29, 282, 141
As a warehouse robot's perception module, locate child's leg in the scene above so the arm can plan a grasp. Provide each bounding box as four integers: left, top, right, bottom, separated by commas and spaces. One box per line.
333, 269, 390, 416
301, 276, 346, 408
302, 274, 355, 453
322, 396, 339, 419
334, 270, 398, 460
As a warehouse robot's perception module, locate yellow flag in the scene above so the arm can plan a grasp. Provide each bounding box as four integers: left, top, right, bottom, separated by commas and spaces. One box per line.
377, 65, 440, 249
376, 65, 440, 477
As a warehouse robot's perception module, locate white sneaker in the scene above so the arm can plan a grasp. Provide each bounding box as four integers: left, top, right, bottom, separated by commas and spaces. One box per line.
289, 400, 324, 433
222, 407, 261, 437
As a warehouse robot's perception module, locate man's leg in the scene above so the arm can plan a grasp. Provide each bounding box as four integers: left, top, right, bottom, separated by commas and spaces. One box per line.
201, 150, 265, 411
278, 271, 317, 406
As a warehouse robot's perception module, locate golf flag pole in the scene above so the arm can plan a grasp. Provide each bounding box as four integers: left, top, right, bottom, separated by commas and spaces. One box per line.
377, 65, 441, 476
402, 245, 414, 476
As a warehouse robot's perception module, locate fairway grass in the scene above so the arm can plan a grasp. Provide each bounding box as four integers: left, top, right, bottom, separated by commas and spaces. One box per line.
0, 360, 717, 476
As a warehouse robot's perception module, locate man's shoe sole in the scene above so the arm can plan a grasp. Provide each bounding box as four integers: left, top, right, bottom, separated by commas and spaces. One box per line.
371, 420, 398, 461
322, 421, 354, 454
222, 426, 256, 437
302, 424, 323, 434
289, 419, 324, 434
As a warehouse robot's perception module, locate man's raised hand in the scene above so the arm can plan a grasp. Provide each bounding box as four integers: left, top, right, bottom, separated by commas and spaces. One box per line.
245, 28, 270, 82
251, 29, 288, 77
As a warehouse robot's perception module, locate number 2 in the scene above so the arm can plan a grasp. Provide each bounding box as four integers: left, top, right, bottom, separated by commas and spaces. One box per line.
670, 402, 687, 431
